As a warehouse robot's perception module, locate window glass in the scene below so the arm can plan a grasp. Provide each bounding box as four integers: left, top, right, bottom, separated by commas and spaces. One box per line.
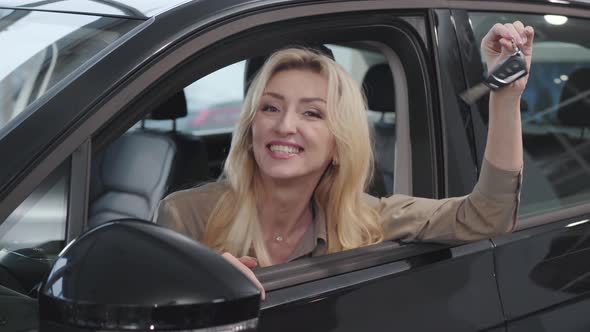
0, 159, 70, 294
0, 9, 141, 135
469, 12, 590, 217
182, 61, 246, 134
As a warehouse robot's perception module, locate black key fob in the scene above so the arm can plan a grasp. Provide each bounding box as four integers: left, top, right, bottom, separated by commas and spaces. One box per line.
459, 47, 528, 104
485, 50, 528, 90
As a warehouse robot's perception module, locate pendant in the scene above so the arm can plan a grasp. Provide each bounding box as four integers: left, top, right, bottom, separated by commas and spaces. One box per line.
275, 235, 284, 242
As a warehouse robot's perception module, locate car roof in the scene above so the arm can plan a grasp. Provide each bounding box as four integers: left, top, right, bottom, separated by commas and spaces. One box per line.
0, 0, 194, 19
3, 0, 590, 20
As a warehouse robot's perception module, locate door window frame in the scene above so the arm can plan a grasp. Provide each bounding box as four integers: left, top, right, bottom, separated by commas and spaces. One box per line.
90, 13, 438, 296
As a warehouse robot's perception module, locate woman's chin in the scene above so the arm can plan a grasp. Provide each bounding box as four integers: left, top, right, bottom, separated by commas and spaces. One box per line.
261, 169, 303, 181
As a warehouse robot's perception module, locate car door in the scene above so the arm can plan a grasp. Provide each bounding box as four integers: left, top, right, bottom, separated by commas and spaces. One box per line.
127, 10, 505, 328
456, 3, 590, 331
1, 1, 507, 331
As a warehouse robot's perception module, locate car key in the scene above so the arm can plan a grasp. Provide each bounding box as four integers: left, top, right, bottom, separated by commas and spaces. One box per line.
460, 43, 527, 104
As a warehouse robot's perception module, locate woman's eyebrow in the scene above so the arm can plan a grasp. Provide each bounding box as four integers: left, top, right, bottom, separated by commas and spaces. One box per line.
263, 92, 326, 103
300, 97, 326, 104
262, 92, 284, 100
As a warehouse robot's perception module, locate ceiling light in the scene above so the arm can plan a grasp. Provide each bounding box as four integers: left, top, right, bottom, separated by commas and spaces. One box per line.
544, 15, 568, 25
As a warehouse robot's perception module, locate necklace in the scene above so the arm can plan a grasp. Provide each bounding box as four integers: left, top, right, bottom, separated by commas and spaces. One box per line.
274, 234, 285, 242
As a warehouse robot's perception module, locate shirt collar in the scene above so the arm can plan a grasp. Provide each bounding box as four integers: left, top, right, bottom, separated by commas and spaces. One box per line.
314, 204, 327, 243
286, 203, 327, 261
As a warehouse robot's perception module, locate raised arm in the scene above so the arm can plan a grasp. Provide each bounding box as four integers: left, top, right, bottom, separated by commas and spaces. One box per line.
482, 21, 534, 171
376, 22, 534, 243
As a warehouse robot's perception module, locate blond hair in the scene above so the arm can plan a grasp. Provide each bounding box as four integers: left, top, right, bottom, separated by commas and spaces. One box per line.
202, 48, 384, 266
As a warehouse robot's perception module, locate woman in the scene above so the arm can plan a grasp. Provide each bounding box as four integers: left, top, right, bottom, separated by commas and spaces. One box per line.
155, 22, 534, 298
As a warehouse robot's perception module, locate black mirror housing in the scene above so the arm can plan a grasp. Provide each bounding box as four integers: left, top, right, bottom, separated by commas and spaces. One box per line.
38, 220, 260, 331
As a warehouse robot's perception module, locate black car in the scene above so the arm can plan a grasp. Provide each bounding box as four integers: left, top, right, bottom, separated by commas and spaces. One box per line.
1, 0, 590, 331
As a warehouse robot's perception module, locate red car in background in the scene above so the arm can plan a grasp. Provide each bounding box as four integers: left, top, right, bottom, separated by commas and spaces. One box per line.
184, 100, 242, 132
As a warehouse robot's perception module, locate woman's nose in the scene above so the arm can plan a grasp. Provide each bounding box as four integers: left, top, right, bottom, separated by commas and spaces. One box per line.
274, 109, 297, 135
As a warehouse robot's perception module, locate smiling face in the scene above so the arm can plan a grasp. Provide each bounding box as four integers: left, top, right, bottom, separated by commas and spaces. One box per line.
251, 68, 336, 183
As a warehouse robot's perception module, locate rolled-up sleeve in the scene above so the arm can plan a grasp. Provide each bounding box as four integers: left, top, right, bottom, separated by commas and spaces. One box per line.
377, 158, 521, 243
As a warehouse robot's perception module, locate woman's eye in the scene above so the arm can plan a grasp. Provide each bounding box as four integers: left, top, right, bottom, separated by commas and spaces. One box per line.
304, 110, 323, 119
261, 104, 280, 113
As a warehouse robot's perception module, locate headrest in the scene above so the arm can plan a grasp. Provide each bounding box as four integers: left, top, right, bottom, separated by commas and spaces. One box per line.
557, 68, 590, 127
149, 90, 187, 120
363, 63, 395, 113
244, 45, 335, 95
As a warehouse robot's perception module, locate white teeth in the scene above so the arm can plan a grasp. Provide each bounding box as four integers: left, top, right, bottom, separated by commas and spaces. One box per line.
269, 145, 300, 154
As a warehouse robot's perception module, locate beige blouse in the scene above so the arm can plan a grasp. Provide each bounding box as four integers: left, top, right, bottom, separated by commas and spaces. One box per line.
153, 158, 521, 262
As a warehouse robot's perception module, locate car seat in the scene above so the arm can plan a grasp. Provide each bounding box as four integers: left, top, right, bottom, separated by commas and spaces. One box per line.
363, 63, 395, 196
88, 91, 209, 228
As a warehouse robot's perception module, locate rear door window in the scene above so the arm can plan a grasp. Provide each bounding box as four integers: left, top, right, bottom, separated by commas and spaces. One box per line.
469, 13, 590, 218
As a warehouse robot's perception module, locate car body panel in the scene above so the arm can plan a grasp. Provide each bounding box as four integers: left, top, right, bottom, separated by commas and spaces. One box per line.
0, 0, 189, 19
492, 217, 590, 330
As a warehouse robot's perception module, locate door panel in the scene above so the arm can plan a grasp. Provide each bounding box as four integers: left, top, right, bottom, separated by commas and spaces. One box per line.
492, 217, 590, 330
260, 242, 505, 331
507, 298, 590, 332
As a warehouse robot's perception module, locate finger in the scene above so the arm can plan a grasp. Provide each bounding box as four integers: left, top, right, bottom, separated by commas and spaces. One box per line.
243, 267, 266, 300
486, 23, 516, 43
513, 21, 526, 42
523, 26, 535, 51
238, 256, 258, 269
222, 253, 266, 300
498, 38, 514, 51
503, 23, 522, 45
483, 23, 518, 56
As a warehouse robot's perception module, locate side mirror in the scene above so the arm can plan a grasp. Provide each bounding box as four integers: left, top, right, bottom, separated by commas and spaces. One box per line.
38, 220, 260, 331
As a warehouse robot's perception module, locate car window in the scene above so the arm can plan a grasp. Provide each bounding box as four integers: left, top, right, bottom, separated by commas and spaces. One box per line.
0, 158, 70, 294
140, 44, 395, 195
469, 12, 590, 218
0, 8, 140, 136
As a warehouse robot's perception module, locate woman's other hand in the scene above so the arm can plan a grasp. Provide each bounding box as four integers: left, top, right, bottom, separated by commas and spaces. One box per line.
221, 252, 266, 300
482, 21, 534, 98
